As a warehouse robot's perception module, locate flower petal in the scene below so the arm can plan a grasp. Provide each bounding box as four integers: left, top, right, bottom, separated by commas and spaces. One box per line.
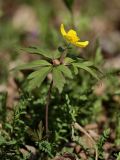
60, 24, 67, 36
75, 41, 89, 47
67, 29, 77, 36
67, 29, 80, 42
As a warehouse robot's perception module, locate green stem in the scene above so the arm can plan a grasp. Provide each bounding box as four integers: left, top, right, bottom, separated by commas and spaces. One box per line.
45, 80, 53, 136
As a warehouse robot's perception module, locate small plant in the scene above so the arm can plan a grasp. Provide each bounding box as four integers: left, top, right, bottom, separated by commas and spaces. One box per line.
117, 152, 120, 160
0, 94, 30, 160
1, 1, 120, 159
97, 129, 110, 160
13, 24, 101, 139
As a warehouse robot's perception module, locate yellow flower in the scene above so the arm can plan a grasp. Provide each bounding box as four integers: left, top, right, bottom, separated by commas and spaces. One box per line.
60, 24, 89, 48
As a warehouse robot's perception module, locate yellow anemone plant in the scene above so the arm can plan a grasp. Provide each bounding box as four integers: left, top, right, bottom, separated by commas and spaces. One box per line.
60, 24, 89, 48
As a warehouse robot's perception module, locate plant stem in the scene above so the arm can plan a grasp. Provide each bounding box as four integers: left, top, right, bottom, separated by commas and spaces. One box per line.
45, 80, 53, 136
60, 50, 67, 64
60, 44, 70, 64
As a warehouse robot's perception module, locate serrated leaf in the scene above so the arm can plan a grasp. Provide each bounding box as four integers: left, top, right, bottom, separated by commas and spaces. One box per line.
22, 47, 52, 59
83, 67, 99, 80
27, 66, 52, 90
72, 65, 78, 75
52, 50, 61, 59
64, 57, 75, 65
52, 67, 65, 92
76, 57, 86, 62
76, 59, 94, 67
95, 47, 103, 64
91, 65, 103, 77
27, 67, 51, 79
72, 63, 99, 80
22, 46, 60, 59
57, 65, 73, 79
80, 61, 94, 67
13, 60, 51, 70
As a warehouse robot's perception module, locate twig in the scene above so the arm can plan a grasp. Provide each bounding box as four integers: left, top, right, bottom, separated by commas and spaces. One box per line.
72, 122, 98, 160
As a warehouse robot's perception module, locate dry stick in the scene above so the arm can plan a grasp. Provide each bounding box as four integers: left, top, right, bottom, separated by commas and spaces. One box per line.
45, 80, 53, 135
72, 122, 98, 160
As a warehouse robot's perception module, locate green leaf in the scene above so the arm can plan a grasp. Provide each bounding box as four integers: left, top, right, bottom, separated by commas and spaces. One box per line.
27, 67, 51, 79
27, 66, 52, 90
5, 123, 13, 131
94, 47, 103, 64
13, 60, 51, 70
114, 90, 120, 95
76, 59, 94, 67
83, 67, 99, 80
0, 135, 6, 145
52, 67, 65, 92
7, 140, 17, 145
72, 65, 78, 75
80, 61, 94, 67
57, 65, 73, 79
63, 0, 74, 11
22, 46, 60, 59
117, 152, 120, 160
91, 65, 103, 76
52, 50, 61, 59
22, 47, 52, 59
64, 57, 75, 65
72, 63, 99, 80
